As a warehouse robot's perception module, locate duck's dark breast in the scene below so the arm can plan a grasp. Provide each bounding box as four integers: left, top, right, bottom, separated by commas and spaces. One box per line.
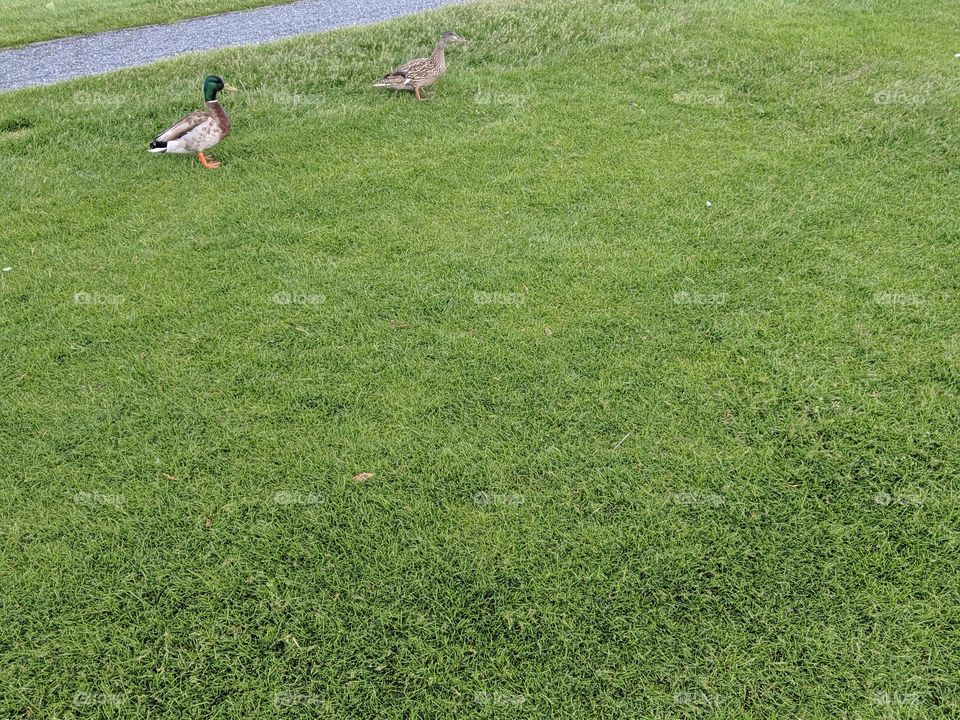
206, 100, 231, 138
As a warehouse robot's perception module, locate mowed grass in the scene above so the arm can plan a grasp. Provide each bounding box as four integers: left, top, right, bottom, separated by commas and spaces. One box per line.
0, 0, 289, 47
1, 0, 959, 716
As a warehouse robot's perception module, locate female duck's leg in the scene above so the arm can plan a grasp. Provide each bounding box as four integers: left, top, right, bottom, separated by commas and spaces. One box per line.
197, 152, 221, 169
415, 87, 423, 101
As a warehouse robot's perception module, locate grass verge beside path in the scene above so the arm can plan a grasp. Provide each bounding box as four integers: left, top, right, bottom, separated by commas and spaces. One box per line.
0, 0, 291, 48
1, 0, 958, 716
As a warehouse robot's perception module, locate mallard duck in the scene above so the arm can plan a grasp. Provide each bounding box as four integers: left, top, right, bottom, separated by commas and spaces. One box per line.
374, 31, 466, 101
149, 75, 236, 169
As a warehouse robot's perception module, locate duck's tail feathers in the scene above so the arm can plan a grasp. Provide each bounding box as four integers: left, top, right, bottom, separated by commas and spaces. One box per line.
148, 139, 168, 153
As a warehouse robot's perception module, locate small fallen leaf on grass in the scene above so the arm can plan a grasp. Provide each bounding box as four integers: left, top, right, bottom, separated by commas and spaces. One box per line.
390, 320, 410, 330
544, 326, 553, 336
139, 351, 148, 360
869, 390, 880, 399
204, 517, 212, 528
161, 473, 178, 481
353, 472, 374, 483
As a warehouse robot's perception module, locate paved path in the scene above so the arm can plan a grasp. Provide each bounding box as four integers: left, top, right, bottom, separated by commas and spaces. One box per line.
0, 0, 466, 92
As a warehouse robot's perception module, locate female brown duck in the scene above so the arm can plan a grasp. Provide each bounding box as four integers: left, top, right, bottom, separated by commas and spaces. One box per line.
374, 31, 466, 101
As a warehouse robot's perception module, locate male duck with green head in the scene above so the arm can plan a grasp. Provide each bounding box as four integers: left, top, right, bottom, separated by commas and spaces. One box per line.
149, 75, 236, 169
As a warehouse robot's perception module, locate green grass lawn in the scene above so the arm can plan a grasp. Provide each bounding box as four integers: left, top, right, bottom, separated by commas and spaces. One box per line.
2, 0, 959, 716
0, 0, 288, 47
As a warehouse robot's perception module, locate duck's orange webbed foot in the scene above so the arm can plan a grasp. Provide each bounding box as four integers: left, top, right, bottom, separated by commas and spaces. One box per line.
197, 152, 221, 169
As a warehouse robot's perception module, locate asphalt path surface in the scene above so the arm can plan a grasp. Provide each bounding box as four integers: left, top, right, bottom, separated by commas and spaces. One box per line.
0, 0, 466, 92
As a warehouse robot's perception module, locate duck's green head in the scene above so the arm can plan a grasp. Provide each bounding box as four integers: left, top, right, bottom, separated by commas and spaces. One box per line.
203, 75, 237, 102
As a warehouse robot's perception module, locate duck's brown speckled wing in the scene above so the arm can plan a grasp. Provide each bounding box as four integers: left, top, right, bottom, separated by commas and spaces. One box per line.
383, 56, 437, 84
154, 109, 211, 143
379, 68, 414, 87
